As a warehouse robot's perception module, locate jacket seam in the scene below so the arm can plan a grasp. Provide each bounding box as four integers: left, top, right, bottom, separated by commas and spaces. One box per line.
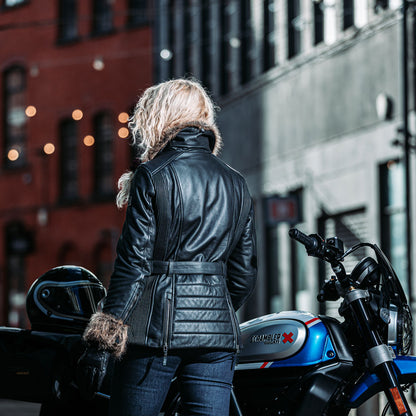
145, 150, 185, 176
170, 164, 184, 260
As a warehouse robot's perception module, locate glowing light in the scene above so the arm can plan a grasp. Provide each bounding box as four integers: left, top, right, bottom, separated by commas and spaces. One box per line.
229, 37, 241, 48
43, 143, 55, 155
160, 49, 173, 61
72, 109, 83, 121
7, 149, 19, 161
118, 127, 129, 139
387, 160, 397, 170
118, 112, 129, 123
84, 135, 95, 146
25, 105, 37, 117
93, 57, 105, 71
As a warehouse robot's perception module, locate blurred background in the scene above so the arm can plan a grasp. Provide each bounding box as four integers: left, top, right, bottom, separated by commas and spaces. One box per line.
0, 0, 415, 339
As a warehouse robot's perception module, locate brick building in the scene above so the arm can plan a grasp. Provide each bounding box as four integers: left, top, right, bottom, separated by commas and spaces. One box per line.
0, 0, 153, 327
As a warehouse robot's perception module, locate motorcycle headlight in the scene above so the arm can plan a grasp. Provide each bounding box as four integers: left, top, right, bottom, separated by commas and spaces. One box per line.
388, 304, 413, 355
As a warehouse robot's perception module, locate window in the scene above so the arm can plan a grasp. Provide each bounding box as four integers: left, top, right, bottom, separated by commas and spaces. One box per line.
59, 119, 78, 202
240, 0, 253, 84
263, 0, 276, 72
166, 0, 176, 78
380, 160, 408, 294
93, 112, 114, 198
3, 66, 27, 168
288, 0, 301, 59
264, 191, 303, 312
314, 1, 324, 45
220, 0, 233, 95
5, 221, 33, 328
127, 0, 148, 27
92, 0, 113, 36
183, 0, 193, 75
265, 225, 280, 313
3, 0, 27, 8
375, 0, 388, 10
343, 0, 354, 30
201, 1, 212, 90
58, 0, 78, 43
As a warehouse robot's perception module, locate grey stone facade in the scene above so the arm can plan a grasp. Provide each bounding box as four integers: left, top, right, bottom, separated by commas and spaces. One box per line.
154, 1, 416, 324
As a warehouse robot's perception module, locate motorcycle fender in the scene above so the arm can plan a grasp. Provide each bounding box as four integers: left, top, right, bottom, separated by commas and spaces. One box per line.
348, 356, 416, 408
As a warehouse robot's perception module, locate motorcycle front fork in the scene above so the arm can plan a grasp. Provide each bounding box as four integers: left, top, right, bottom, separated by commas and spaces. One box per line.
345, 289, 412, 416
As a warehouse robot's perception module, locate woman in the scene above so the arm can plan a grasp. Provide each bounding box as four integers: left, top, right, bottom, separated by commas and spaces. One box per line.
77, 78, 257, 416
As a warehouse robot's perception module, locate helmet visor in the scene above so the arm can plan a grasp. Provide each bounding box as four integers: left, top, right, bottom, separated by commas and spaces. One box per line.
33, 280, 106, 321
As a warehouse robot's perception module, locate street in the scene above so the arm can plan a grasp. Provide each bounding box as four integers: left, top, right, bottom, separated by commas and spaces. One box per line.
0, 399, 40, 416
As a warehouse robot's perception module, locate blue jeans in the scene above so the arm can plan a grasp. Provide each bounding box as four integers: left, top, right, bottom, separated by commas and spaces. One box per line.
109, 346, 236, 416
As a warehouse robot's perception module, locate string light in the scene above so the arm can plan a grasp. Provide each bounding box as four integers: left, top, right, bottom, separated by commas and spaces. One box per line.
7, 149, 19, 161
93, 57, 105, 71
118, 112, 129, 123
43, 143, 55, 155
84, 135, 95, 146
160, 49, 173, 61
25, 105, 37, 117
118, 127, 129, 138
72, 109, 83, 121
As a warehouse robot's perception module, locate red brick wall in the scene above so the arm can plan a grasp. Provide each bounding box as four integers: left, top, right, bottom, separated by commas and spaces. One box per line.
0, 0, 153, 326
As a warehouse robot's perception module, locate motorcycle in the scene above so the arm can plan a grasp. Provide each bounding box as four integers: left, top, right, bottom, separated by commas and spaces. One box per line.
0, 229, 415, 415
230, 228, 416, 416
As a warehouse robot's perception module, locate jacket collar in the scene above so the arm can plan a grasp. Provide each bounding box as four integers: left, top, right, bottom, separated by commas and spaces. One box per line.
143, 121, 222, 162
167, 126, 216, 153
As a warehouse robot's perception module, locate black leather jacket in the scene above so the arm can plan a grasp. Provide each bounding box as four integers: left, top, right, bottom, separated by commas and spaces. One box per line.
103, 127, 257, 355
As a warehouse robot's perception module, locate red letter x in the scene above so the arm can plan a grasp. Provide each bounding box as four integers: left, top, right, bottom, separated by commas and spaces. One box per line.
282, 332, 294, 344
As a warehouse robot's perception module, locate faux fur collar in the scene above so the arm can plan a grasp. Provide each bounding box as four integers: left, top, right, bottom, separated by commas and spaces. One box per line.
145, 121, 222, 162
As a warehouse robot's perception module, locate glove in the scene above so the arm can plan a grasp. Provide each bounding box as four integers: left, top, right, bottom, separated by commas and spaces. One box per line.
76, 346, 110, 400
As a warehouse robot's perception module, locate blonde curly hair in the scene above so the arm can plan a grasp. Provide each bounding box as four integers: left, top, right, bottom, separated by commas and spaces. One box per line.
116, 78, 222, 208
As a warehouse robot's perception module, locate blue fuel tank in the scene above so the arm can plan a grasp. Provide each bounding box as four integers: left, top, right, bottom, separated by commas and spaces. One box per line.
236, 311, 338, 370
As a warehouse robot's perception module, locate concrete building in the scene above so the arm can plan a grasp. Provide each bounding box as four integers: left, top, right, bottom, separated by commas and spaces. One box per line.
154, 0, 416, 324
0, 0, 153, 327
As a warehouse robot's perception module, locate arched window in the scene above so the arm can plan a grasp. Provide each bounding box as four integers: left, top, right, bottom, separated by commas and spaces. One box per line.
92, 0, 113, 35
3, 66, 27, 168
93, 112, 114, 199
127, 0, 149, 28
59, 118, 79, 203
4, 221, 33, 328
58, 0, 78, 43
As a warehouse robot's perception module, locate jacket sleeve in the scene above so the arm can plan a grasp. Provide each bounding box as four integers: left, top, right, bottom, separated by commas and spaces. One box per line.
83, 166, 156, 357
226, 201, 257, 311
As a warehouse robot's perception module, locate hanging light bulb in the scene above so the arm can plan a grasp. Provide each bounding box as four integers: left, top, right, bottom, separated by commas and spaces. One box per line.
84, 135, 95, 146
93, 57, 105, 71
7, 149, 20, 161
43, 143, 55, 155
118, 112, 129, 123
118, 127, 129, 138
25, 105, 37, 117
72, 109, 83, 121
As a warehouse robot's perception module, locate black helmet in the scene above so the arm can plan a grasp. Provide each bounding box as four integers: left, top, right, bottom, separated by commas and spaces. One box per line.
26, 265, 106, 333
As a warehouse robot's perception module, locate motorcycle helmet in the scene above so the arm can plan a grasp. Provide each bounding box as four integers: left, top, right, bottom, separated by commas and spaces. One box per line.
26, 265, 106, 333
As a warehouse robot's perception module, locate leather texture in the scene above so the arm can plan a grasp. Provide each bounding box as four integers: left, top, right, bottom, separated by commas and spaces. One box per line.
103, 126, 257, 352
77, 346, 110, 400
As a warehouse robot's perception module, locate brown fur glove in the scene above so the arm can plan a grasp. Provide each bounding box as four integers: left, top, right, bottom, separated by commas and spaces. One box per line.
82, 312, 129, 358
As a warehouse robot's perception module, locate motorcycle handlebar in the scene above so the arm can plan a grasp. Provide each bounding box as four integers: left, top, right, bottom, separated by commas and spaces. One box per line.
288, 228, 318, 252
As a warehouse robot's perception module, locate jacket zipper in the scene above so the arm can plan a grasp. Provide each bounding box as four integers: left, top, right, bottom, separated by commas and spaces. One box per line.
162, 292, 172, 365
225, 291, 240, 354
144, 276, 160, 344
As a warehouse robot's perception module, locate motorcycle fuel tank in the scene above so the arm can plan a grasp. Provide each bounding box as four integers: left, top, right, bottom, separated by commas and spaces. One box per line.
236, 311, 337, 370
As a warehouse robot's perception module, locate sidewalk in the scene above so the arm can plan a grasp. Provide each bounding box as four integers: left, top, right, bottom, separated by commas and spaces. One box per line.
0, 399, 40, 416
